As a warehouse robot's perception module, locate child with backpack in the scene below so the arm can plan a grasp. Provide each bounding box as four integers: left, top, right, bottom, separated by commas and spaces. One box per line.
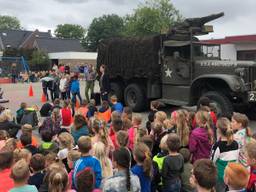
72, 136, 102, 189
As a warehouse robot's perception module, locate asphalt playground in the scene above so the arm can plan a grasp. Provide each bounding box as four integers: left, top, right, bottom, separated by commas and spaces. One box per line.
1, 81, 256, 132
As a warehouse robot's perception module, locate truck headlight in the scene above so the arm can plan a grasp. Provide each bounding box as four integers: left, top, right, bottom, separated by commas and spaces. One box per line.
235, 68, 245, 77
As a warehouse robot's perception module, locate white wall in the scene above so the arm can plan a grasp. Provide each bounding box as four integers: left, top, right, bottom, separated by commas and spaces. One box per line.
220, 43, 256, 60
220, 44, 237, 60
48, 52, 97, 60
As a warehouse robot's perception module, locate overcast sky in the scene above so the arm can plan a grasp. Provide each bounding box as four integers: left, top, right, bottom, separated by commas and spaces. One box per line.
1, 0, 256, 39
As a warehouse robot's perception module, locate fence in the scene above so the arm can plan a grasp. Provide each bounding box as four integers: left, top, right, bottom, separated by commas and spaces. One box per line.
0, 56, 29, 77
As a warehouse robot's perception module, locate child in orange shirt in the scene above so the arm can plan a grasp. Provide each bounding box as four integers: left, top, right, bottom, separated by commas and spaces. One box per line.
17, 124, 38, 149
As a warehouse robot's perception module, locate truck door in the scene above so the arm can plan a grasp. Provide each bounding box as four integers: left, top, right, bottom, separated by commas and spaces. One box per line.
160, 41, 192, 105
162, 41, 191, 85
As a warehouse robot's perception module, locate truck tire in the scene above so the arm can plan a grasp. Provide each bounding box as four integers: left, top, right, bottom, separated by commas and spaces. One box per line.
110, 82, 123, 102
202, 91, 233, 117
124, 84, 146, 112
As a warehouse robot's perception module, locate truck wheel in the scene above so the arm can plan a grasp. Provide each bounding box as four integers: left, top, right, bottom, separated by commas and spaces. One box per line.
124, 84, 146, 112
202, 91, 233, 117
110, 82, 123, 102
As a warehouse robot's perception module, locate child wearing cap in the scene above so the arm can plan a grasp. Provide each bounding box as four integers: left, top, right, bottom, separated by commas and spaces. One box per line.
224, 162, 249, 192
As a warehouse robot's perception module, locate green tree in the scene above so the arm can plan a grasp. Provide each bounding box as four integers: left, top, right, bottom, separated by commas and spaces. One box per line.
0, 15, 21, 30
54, 24, 85, 39
84, 14, 124, 51
123, 0, 182, 36
29, 50, 51, 71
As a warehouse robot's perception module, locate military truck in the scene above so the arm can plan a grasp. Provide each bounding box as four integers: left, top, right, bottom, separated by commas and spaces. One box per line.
97, 12, 256, 117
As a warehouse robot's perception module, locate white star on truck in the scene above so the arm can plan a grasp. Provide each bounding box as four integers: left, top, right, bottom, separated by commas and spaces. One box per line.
165, 68, 172, 78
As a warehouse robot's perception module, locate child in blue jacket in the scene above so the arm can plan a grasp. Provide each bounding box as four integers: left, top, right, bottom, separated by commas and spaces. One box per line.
70, 75, 82, 116
73, 136, 102, 189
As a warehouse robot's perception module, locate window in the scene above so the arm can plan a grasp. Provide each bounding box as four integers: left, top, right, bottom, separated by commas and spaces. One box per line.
237, 50, 256, 61
193, 43, 220, 59
164, 45, 191, 59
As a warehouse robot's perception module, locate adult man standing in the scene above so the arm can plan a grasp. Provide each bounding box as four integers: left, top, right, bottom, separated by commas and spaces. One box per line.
84, 64, 96, 102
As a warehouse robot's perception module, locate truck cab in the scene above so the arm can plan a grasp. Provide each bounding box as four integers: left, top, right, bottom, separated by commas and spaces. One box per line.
161, 38, 256, 117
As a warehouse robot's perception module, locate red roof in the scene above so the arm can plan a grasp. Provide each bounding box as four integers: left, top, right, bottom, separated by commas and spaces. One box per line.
202, 34, 256, 44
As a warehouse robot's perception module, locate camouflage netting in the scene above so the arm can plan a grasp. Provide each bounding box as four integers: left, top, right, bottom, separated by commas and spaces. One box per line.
97, 35, 163, 80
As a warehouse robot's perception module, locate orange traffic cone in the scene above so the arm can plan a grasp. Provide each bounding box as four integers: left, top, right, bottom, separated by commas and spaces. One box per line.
41, 93, 47, 103
28, 84, 34, 97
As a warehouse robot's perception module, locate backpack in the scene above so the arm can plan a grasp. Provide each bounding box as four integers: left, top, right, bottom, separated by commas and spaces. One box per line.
74, 167, 95, 190
16, 108, 24, 124
39, 117, 54, 135
20, 111, 38, 127
39, 116, 61, 135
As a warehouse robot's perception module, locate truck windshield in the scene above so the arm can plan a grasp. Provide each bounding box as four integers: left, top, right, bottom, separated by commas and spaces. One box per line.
193, 43, 220, 60
164, 45, 191, 59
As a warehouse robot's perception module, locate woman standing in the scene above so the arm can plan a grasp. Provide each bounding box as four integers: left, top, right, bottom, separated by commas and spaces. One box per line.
99, 65, 110, 101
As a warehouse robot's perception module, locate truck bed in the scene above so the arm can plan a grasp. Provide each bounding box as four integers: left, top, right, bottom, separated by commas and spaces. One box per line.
97, 35, 162, 80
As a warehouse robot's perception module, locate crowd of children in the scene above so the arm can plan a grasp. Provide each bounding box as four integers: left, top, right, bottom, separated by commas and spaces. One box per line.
1, 95, 256, 192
